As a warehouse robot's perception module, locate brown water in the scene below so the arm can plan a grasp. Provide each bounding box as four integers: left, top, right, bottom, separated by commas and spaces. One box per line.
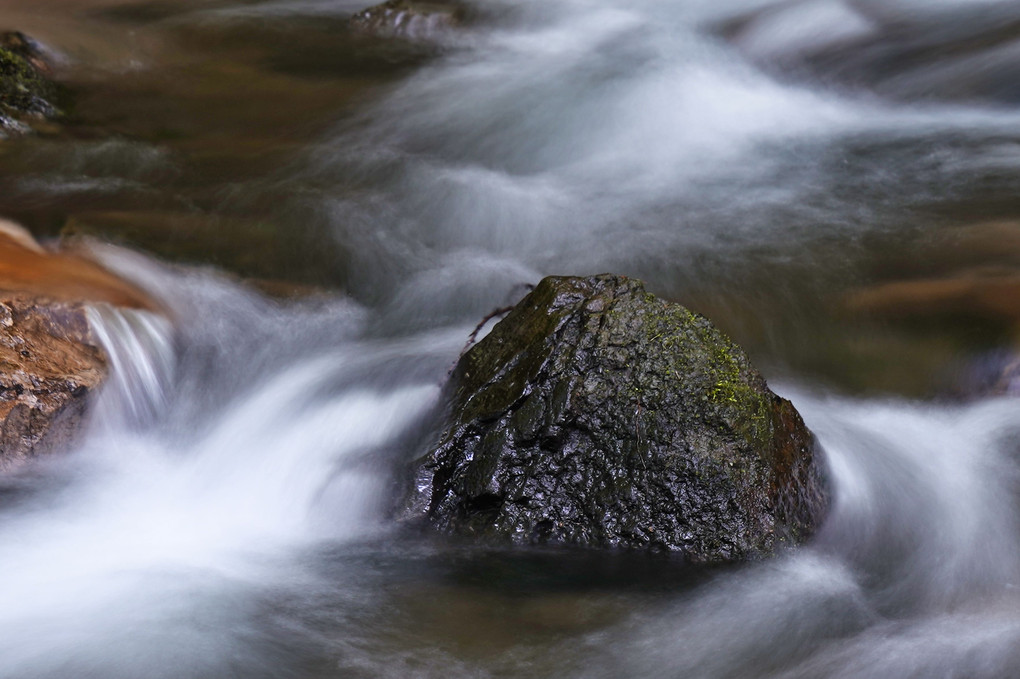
4, 0, 1020, 396
3, 1, 1020, 677
0, 0, 434, 287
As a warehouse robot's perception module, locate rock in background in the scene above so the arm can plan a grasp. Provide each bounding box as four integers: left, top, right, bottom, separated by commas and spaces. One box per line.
350, 1, 465, 41
0, 31, 60, 138
405, 275, 829, 561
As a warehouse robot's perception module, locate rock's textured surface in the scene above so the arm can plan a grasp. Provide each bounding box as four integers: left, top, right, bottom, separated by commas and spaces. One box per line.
405, 274, 828, 561
0, 221, 158, 469
0, 295, 105, 470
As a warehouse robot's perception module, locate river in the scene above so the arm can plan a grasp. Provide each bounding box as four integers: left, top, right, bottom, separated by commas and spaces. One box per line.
2, 0, 1020, 676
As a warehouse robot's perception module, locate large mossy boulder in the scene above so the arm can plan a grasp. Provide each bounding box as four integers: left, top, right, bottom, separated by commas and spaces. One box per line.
404, 274, 828, 561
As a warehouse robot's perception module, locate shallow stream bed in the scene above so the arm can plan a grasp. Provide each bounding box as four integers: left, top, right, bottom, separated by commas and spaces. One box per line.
3, 0, 1020, 677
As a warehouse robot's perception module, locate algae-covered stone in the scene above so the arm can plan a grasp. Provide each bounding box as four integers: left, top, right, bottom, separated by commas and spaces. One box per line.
0, 31, 60, 138
404, 274, 828, 561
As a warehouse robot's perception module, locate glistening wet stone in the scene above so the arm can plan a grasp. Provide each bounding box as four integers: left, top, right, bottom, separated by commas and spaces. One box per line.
404, 274, 829, 561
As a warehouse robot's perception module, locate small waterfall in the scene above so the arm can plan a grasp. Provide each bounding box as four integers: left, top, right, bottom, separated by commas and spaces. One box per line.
0, 259, 449, 678
86, 304, 176, 431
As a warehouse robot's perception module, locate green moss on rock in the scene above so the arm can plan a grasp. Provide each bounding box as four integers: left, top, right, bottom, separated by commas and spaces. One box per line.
404, 274, 829, 561
0, 33, 60, 137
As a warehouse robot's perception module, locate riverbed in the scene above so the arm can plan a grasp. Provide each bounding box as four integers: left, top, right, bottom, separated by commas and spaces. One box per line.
3, 0, 1020, 677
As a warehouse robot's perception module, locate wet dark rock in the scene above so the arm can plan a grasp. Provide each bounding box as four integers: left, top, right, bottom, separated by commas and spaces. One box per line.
350, 1, 465, 41
0, 295, 106, 470
404, 274, 828, 561
0, 31, 60, 138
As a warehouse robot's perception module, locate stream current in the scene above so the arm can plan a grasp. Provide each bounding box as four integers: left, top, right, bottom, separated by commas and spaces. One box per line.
3, 0, 1020, 676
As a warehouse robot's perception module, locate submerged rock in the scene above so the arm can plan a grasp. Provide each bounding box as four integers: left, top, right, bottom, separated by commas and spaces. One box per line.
843, 220, 1020, 398
847, 269, 1020, 324
404, 275, 828, 561
350, 1, 465, 41
0, 31, 60, 138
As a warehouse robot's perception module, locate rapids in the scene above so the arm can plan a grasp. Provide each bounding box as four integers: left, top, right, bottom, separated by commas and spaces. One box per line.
3, 0, 1020, 676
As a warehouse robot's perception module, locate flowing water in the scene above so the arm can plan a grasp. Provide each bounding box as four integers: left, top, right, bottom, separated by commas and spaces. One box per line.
4, 0, 1020, 676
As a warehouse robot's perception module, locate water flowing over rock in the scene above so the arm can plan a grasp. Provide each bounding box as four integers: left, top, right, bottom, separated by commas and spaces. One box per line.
404, 275, 828, 560
350, 1, 464, 41
0, 223, 160, 468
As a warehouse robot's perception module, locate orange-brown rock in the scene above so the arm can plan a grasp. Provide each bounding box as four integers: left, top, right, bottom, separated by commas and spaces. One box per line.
0, 218, 154, 310
0, 219, 157, 468
0, 295, 105, 470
